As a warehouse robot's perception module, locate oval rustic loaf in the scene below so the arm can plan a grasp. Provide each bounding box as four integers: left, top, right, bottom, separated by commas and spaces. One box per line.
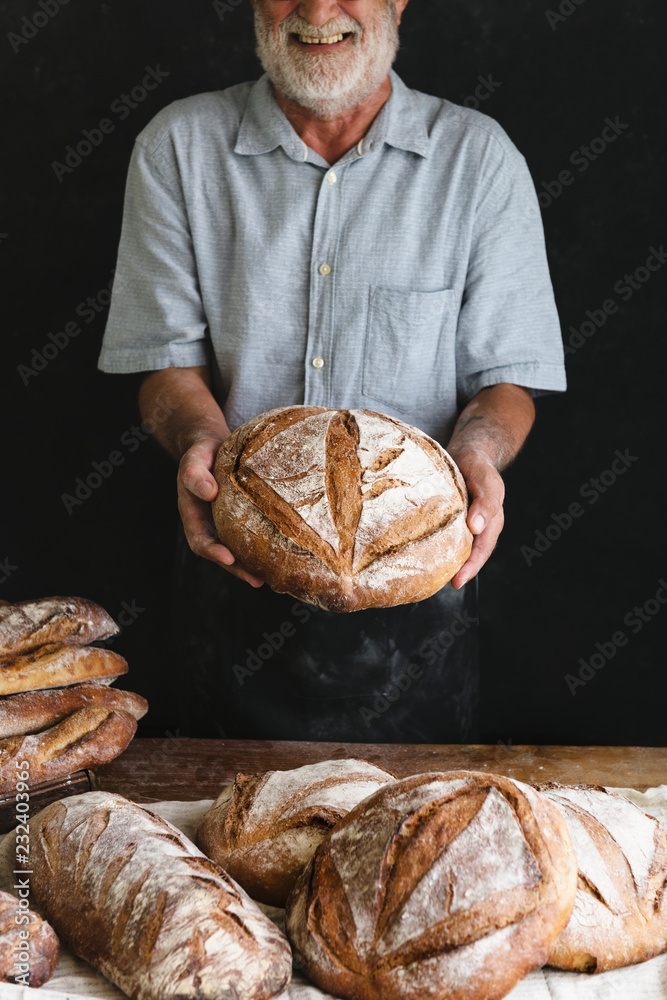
0, 706, 138, 794
0, 596, 119, 658
213, 406, 473, 612
30, 791, 292, 1000
286, 770, 578, 1000
537, 783, 667, 973
196, 758, 396, 906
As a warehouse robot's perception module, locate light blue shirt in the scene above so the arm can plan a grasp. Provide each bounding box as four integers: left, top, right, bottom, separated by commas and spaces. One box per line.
99, 70, 566, 445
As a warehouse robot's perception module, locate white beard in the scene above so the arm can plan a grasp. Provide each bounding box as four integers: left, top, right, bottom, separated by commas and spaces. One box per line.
254, 2, 399, 120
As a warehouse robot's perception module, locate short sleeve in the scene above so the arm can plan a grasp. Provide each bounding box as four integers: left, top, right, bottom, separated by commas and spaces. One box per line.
98, 132, 209, 373
455, 144, 567, 404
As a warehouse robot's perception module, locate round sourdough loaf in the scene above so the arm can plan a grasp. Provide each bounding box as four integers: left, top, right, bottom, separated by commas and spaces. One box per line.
212, 406, 473, 612
537, 783, 667, 973
196, 758, 396, 906
286, 770, 578, 1000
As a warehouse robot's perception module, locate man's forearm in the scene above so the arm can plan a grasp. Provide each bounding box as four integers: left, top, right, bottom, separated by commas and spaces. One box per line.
138, 366, 230, 461
446, 383, 535, 471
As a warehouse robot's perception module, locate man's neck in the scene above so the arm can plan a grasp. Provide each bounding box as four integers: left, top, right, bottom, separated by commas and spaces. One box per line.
274, 76, 392, 166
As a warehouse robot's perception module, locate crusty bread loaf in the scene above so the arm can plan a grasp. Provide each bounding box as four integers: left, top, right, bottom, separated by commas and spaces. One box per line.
30, 791, 292, 1000
196, 758, 396, 906
0, 889, 59, 987
537, 783, 667, 973
0, 644, 127, 696
0, 683, 148, 739
0, 706, 137, 793
286, 770, 578, 1000
213, 406, 473, 612
0, 597, 118, 656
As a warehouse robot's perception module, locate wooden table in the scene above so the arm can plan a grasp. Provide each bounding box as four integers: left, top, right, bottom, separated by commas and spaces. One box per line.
94, 739, 667, 800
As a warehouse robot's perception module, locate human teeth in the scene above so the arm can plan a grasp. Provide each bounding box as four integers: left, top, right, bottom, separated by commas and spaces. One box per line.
297, 33, 345, 44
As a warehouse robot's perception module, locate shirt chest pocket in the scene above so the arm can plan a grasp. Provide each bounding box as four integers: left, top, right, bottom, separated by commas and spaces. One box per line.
362, 286, 456, 413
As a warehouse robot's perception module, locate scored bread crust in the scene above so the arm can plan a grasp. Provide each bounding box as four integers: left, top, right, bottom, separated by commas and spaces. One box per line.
196, 759, 396, 906
212, 406, 473, 613
0, 644, 128, 696
30, 792, 293, 1000
0, 888, 59, 987
537, 783, 667, 973
0, 706, 137, 793
0, 597, 118, 657
0, 683, 148, 739
286, 770, 578, 1000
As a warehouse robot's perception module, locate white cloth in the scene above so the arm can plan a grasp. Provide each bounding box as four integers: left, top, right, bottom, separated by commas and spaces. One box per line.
1, 789, 666, 999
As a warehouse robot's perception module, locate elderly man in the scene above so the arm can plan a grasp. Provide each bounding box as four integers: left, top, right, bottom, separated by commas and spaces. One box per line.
99, 0, 566, 742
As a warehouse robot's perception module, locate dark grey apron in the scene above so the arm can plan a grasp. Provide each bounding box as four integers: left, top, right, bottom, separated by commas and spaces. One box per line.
171, 528, 479, 742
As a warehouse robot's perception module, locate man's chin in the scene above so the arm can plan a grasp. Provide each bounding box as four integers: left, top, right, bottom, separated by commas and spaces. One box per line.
268, 58, 392, 119
277, 84, 377, 119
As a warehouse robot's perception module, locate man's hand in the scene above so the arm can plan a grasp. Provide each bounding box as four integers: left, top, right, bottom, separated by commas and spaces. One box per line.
177, 437, 264, 587
450, 449, 505, 589
446, 383, 535, 588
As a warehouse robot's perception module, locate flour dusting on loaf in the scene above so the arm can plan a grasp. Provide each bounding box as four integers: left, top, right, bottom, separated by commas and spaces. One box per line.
30, 792, 292, 1000
196, 758, 395, 907
213, 406, 473, 612
539, 783, 667, 973
0, 597, 118, 656
286, 770, 578, 1000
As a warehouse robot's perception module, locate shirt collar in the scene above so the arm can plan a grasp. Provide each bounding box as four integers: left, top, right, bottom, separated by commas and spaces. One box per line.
234, 69, 430, 162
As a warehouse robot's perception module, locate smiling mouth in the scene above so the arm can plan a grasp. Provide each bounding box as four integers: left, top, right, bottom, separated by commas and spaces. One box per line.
291, 31, 354, 46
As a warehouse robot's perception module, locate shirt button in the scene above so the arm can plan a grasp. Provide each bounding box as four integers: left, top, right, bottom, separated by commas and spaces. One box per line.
326, 171, 337, 184
312, 357, 325, 369
319, 263, 332, 276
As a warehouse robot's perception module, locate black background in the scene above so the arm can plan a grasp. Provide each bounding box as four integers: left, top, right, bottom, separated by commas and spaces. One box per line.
2, 0, 666, 745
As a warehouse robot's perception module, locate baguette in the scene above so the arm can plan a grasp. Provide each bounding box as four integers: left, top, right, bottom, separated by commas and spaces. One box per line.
0, 597, 118, 656
0, 644, 127, 696
0, 706, 137, 793
30, 791, 292, 1000
0, 683, 148, 739
0, 889, 59, 987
